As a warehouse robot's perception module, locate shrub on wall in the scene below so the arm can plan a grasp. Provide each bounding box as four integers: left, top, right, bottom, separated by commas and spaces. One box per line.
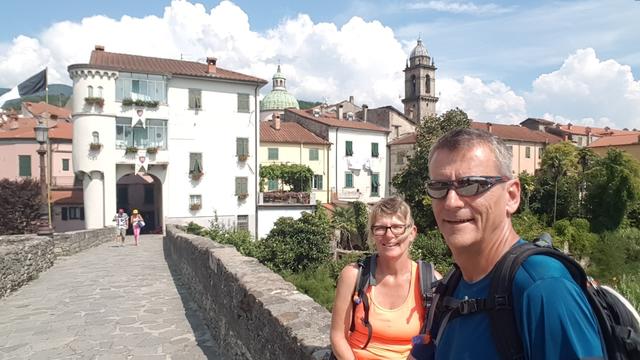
255, 209, 332, 273
410, 230, 453, 274
0, 178, 41, 234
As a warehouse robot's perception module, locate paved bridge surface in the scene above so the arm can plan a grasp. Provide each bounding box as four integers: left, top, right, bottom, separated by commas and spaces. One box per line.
0, 235, 223, 360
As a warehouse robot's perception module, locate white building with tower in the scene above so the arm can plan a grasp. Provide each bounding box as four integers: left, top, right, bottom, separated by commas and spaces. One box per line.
68, 45, 267, 235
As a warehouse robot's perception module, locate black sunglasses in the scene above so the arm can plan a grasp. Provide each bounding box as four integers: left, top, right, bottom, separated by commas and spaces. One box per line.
426, 176, 511, 199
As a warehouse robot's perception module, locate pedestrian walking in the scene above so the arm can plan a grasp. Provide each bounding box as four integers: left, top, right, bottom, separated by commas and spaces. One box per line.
131, 209, 145, 246
113, 208, 129, 246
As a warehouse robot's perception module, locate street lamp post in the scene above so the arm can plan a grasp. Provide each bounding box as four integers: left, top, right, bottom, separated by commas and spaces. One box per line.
34, 120, 53, 236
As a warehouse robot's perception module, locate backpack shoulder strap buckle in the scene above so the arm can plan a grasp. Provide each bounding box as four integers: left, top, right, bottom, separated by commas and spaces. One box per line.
458, 298, 479, 315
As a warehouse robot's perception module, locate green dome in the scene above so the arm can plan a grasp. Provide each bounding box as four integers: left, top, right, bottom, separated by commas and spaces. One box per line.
261, 90, 299, 111
260, 64, 299, 111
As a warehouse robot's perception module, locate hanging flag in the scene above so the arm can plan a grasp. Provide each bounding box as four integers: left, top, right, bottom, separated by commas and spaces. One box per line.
0, 69, 47, 108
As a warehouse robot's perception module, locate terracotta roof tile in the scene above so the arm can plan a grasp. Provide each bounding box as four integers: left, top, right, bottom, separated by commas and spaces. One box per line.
287, 109, 389, 132
261, 121, 330, 145
587, 133, 640, 147
75, 49, 267, 84
389, 133, 417, 145
51, 189, 84, 205
0, 117, 73, 141
23, 102, 71, 120
472, 122, 562, 144
550, 124, 630, 136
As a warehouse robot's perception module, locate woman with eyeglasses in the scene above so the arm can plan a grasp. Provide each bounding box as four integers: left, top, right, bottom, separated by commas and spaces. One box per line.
330, 197, 440, 360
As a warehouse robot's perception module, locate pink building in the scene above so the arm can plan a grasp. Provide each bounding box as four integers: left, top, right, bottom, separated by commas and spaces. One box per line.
0, 103, 84, 232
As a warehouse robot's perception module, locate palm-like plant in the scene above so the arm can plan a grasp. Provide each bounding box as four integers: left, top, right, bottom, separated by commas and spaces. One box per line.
332, 206, 357, 250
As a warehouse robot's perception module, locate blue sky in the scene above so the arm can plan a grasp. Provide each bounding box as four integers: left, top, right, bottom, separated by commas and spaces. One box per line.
1, 0, 639, 128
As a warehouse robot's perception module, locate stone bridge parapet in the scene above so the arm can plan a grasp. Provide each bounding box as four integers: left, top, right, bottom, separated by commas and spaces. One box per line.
0, 227, 116, 299
164, 225, 332, 360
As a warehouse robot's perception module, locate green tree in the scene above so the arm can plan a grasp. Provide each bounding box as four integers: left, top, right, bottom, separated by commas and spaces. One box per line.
0, 178, 42, 234
255, 208, 332, 273
260, 163, 314, 192
532, 142, 581, 223
518, 171, 536, 212
352, 201, 369, 250
332, 206, 356, 250
585, 149, 640, 232
392, 108, 471, 231
409, 230, 453, 273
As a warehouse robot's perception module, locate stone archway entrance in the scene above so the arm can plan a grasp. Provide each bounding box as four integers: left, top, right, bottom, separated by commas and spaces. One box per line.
116, 173, 163, 234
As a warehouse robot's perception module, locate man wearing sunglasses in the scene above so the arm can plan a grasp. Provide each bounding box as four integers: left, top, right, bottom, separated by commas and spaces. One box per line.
413, 128, 603, 360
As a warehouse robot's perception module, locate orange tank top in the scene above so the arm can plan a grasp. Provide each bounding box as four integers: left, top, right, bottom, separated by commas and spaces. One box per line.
348, 261, 425, 359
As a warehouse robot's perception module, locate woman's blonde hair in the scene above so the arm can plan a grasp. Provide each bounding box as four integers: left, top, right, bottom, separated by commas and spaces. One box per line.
366, 196, 414, 247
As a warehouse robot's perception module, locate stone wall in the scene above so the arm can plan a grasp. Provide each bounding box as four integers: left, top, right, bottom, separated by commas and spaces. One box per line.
0, 227, 117, 299
53, 227, 117, 257
164, 225, 332, 360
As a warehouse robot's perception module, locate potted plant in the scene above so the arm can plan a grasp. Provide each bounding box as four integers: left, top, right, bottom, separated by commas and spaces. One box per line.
144, 100, 160, 108
125, 146, 138, 154
237, 193, 249, 200
89, 142, 102, 151
85, 97, 105, 107
238, 154, 249, 161
189, 203, 202, 210
146, 146, 159, 154
190, 171, 204, 181
122, 98, 134, 106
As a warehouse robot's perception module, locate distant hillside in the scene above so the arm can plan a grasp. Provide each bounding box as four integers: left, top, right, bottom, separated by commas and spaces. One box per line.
299, 100, 323, 109
1, 84, 72, 110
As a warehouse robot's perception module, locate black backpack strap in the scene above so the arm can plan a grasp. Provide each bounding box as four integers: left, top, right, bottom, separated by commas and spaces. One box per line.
417, 260, 435, 334
428, 265, 463, 345
349, 254, 376, 349
488, 242, 589, 360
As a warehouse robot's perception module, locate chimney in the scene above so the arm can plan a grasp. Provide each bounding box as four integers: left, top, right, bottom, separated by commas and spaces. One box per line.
487, 122, 493, 133
206, 57, 217, 74
337, 104, 344, 120
586, 127, 592, 144
604, 126, 611, 132
567, 122, 572, 130
362, 104, 368, 123
94, 45, 105, 51
272, 113, 281, 130
349, 95, 354, 104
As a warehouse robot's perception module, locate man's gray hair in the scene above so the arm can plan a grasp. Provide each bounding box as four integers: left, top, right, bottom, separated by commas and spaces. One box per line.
428, 128, 513, 177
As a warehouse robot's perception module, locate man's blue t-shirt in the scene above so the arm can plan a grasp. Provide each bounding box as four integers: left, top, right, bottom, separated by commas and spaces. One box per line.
430, 245, 605, 359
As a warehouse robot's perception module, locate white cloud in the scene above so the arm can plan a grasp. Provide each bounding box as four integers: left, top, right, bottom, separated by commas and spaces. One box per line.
437, 76, 527, 124
0, 0, 407, 109
526, 48, 640, 130
405, 1, 513, 15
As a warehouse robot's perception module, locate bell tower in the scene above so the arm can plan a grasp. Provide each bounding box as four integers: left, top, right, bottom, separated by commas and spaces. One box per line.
402, 38, 438, 123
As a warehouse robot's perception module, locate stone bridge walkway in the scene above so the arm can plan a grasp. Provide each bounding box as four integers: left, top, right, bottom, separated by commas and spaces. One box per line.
0, 235, 223, 360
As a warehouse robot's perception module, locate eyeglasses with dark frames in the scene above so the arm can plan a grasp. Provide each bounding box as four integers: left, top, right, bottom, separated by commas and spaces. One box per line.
371, 224, 411, 236
426, 176, 511, 199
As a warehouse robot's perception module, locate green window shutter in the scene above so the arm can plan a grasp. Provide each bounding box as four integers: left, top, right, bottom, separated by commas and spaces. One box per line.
314, 175, 323, 190
371, 143, 379, 158
268, 148, 278, 160
345, 173, 353, 188
309, 148, 319, 161
268, 179, 278, 191
346, 141, 353, 156
371, 173, 380, 196
237, 93, 250, 113
19, 155, 31, 177
62, 158, 70, 171
236, 177, 248, 195
189, 89, 201, 109
189, 153, 203, 173
61, 207, 68, 220
236, 138, 249, 156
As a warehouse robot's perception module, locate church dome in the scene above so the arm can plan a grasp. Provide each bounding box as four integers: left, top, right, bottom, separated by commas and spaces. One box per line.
410, 38, 429, 58
261, 90, 299, 111
261, 65, 299, 111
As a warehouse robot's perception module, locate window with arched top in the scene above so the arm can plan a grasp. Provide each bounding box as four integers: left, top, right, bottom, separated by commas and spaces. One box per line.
97, 86, 103, 98
88, 85, 94, 97
425, 75, 431, 94
411, 75, 416, 96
